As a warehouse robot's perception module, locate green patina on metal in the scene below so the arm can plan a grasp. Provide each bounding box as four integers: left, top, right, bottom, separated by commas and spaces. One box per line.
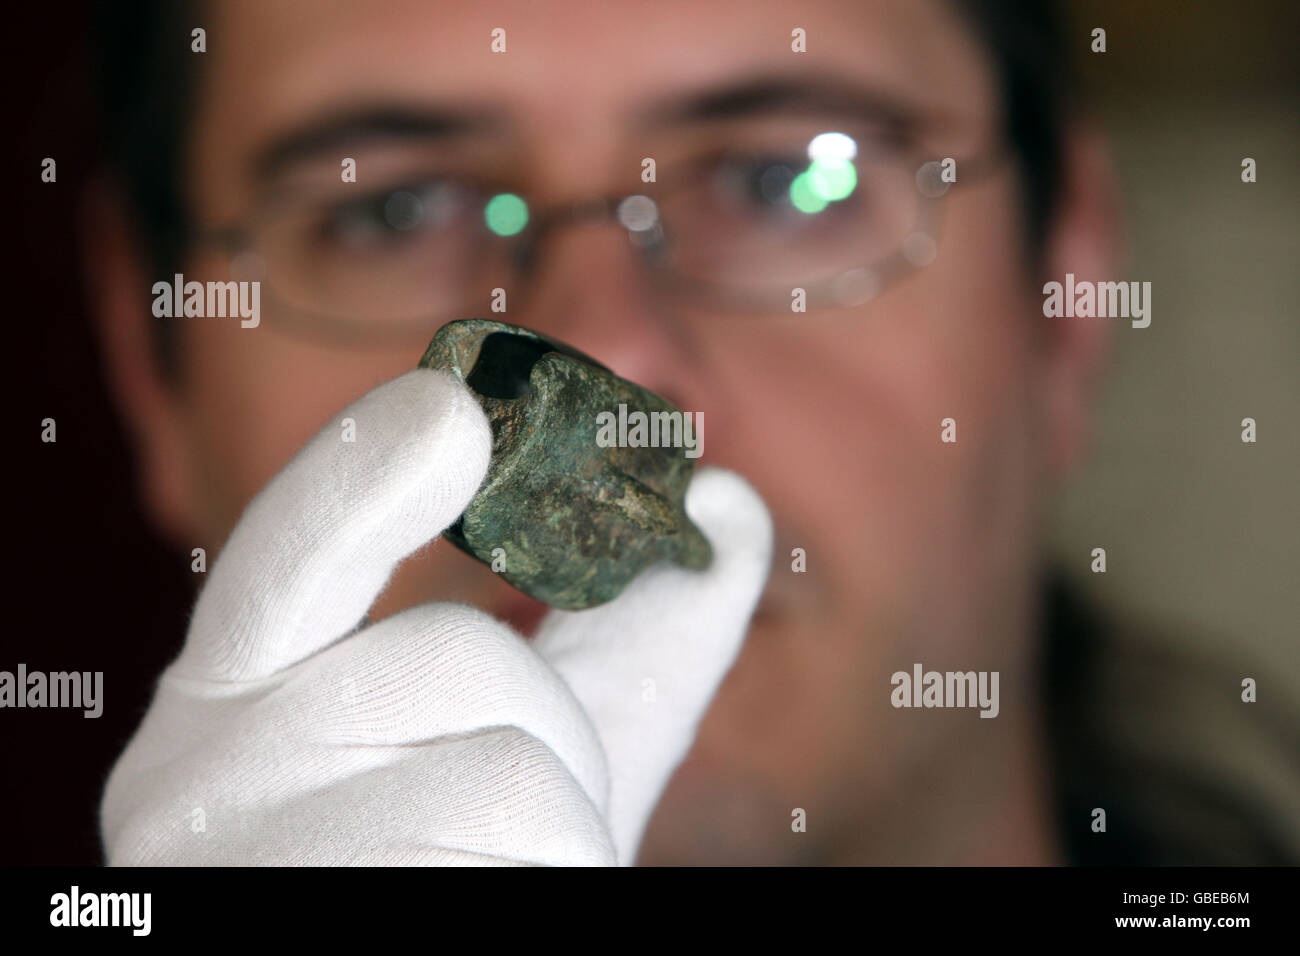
418, 319, 711, 609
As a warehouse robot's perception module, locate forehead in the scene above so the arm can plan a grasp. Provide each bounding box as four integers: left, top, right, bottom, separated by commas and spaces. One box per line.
191, 0, 997, 206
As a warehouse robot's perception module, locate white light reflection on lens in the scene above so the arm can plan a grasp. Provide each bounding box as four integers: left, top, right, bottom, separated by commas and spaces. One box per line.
807, 131, 858, 163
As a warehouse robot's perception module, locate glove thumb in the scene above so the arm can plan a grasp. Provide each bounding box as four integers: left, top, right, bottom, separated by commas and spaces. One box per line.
530, 468, 773, 865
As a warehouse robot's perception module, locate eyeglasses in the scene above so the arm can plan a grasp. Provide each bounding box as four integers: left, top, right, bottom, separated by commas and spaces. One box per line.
198, 126, 1007, 343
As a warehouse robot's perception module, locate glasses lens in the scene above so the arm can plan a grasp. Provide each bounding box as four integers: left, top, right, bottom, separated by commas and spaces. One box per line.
255, 177, 514, 326
654, 129, 919, 305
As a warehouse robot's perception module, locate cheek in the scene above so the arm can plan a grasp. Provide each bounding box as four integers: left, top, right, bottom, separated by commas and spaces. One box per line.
176, 318, 426, 541
683, 192, 1039, 597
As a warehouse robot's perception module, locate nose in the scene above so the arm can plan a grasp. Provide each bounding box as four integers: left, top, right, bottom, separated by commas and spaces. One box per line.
510, 209, 693, 406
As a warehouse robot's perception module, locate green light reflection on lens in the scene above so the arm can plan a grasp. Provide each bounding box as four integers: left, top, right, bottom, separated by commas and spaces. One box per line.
485, 193, 529, 236
789, 172, 828, 214
807, 158, 857, 201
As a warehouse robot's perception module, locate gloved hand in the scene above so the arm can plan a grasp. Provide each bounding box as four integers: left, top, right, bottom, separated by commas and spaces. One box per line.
100, 367, 772, 866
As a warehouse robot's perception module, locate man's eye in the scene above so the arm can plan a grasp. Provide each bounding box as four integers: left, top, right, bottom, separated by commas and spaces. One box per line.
316, 181, 475, 249
707, 152, 862, 220
711, 156, 805, 211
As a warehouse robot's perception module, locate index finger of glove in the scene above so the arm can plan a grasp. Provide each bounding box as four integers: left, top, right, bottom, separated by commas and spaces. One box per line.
179, 367, 491, 682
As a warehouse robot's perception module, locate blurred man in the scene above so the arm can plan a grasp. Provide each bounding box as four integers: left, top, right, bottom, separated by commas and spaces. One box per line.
88, 0, 1298, 864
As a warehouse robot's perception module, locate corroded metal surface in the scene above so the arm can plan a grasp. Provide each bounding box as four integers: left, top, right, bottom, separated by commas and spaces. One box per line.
419, 319, 711, 609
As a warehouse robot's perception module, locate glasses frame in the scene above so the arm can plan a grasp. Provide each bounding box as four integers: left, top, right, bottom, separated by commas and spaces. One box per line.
191, 138, 1011, 345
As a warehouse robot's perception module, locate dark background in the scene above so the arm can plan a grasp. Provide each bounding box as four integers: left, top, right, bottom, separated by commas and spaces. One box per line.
6, 3, 192, 864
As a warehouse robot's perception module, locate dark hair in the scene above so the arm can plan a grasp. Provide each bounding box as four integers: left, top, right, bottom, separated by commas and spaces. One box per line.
94, 0, 201, 377
94, 0, 1070, 378
950, 0, 1071, 252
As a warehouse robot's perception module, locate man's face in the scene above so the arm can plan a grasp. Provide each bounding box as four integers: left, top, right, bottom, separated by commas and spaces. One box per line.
104, 0, 1110, 863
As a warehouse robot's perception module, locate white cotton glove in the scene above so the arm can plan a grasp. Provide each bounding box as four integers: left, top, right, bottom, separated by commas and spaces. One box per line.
100, 367, 772, 866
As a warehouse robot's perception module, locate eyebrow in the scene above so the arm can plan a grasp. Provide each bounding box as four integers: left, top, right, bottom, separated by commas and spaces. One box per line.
250, 77, 934, 185
641, 75, 926, 137
251, 105, 504, 183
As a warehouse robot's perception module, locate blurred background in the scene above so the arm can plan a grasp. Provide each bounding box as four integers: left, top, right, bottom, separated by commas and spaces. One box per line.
2, 0, 1296, 863
1048, 1, 1297, 670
